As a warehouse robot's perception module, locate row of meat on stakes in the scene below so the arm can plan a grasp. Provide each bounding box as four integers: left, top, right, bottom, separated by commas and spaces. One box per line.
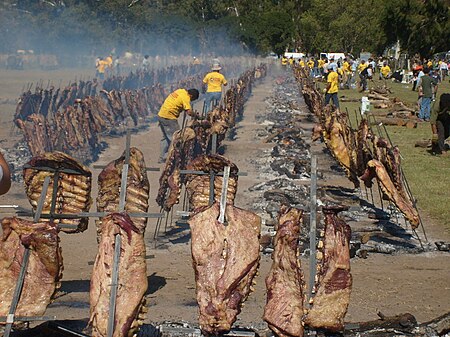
0, 145, 352, 337
13, 59, 250, 164
294, 66, 420, 229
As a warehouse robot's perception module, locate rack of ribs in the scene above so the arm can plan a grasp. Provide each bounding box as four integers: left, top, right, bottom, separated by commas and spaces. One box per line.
304, 205, 352, 332
188, 202, 261, 336
185, 154, 239, 211
23, 151, 92, 233
0, 218, 63, 322
88, 213, 148, 337
264, 207, 305, 337
96, 147, 150, 237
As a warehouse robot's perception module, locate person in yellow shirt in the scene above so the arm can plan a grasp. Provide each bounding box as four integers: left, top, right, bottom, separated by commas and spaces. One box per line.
299, 59, 305, 68
357, 59, 368, 73
318, 58, 325, 76
288, 57, 294, 65
203, 63, 228, 110
325, 64, 340, 109
96, 57, 108, 80
307, 58, 314, 69
157, 88, 199, 162
281, 56, 288, 66
380, 62, 391, 79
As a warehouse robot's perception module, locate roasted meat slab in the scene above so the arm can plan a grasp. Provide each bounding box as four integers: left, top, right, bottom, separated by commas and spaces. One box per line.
264, 207, 305, 337
189, 203, 261, 336
360, 160, 420, 228
97, 147, 150, 236
89, 213, 147, 337
304, 205, 352, 332
23, 151, 92, 233
186, 154, 239, 211
0, 218, 62, 321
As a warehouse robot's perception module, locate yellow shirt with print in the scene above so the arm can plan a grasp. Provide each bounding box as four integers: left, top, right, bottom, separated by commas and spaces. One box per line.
281, 57, 288, 65
343, 61, 351, 73
203, 72, 227, 93
158, 89, 191, 120
327, 71, 339, 94
427, 61, 433, 68
307, 60, 314, 68
105, 56, 113, 68
299, 60, 305, 67
381, 65, 391, 77
358, 63, 368, 73
318, 59, 325, 68
97, 60, 108, 73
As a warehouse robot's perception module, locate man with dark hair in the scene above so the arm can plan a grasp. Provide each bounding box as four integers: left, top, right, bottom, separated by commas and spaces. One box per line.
324, 64, 340, 109
418, 67, 438, 121
157, 88, 199, 163
430, 93, 450, 155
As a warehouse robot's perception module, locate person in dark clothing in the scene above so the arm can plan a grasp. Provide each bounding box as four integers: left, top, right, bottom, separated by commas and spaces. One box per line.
430, 93, 450, 155
418, 67, 438, 121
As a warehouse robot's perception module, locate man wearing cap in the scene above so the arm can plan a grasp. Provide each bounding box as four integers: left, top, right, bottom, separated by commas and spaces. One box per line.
157, 88, 199, 163
203, 63, 228, 111
324, 64, 340, 109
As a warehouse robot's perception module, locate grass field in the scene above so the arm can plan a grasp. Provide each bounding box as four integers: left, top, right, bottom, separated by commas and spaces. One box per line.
325, 74, 450, 230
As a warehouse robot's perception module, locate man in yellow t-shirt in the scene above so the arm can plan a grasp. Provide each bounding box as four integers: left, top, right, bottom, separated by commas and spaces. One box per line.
203, 63, 228, 110
325, 65, 340, 109
380, 62, 391, 79
281, 56, 288, 66
157, 88, 199, 162
96, 58, 108, 80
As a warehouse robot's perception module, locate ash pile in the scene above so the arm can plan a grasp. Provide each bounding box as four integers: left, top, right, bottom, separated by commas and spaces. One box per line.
245, 76, 313, 250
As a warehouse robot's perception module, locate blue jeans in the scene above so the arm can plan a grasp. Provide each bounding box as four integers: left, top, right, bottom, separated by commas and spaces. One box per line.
204, 92, 222, 111
325, 93, 339, 108
419, 97, 431, 120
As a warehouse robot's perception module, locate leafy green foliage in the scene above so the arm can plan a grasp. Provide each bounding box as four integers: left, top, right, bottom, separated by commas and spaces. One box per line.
0, 0, 448, 57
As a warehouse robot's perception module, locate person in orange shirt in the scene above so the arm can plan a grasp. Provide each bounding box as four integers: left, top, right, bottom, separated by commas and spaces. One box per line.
157, 88, 199, 162
202, 63, 228, 111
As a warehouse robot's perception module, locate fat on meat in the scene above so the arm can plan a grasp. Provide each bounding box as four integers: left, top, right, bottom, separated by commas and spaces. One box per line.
89, 213, 147, 337
189, 203, 261, 336
304, 205, 352, 332
0, 218, 63, 321
264, 207, 304, 337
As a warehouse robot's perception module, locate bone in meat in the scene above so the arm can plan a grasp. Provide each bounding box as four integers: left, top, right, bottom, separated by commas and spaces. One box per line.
189, 203, 261, 336
0, 218, 63, 322
264, 207, 304, 337
304, 205, 352, 332
23, 151, 92, 233
88, 213, 147, 337
360, 160, 419, 228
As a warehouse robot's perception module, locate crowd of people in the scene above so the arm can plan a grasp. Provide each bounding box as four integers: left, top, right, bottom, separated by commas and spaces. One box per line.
281, 54, 450, 156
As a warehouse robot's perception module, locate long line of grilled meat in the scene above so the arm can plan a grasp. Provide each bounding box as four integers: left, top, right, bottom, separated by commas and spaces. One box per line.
97, 147, 150, 236
189, 202, 261, 336
264, 207, 305, 337
0, 218, 63, 322
360, 160, 420, 228
23, 151, 92, 233
304, 205, 352, 332
88, 213, 147, 337
185, 154, 239, 211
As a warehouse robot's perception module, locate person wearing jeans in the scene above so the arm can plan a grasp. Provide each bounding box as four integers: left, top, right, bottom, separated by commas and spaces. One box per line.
418, 68, 437, 121
324, 65, 340, 109
157, 88, 199, 163
203, 63, 227, 111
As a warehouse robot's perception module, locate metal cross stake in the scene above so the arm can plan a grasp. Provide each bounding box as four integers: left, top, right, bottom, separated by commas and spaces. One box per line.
308, 155, 318, 304
218, 166, 230, 224
3, 176, 56, 337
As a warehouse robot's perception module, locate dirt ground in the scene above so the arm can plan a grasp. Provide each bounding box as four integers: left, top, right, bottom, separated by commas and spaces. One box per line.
0, 66, 449, 334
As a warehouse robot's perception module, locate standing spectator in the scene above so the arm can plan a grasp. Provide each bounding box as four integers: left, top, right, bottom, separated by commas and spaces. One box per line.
412, 65, 424, 91
439, 60, 448, 81
430, 93, 450, 155
359, 62, 372, 92
0, 152, 11, 195
142, 55, 150, 71
318, 57, 325, 77
380, 61, 391, 80
324, 64, 340, 109
418, 68, 438, 121
202, 63, 228, 110
95, 57, 107, 80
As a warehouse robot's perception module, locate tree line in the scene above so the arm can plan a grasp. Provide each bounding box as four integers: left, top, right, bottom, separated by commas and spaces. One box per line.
0, 0, 448, 58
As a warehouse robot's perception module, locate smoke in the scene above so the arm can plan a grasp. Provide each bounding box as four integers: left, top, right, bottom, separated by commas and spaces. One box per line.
0, 1, 251, 68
